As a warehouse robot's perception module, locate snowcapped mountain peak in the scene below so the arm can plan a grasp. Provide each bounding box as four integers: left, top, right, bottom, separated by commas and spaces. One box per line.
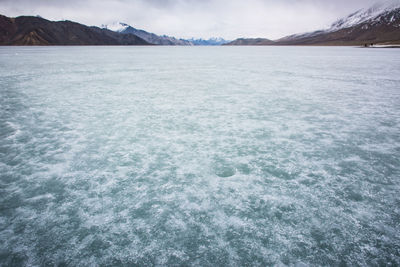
187, 37, 229, 45
330, 0, 400, 31
101, 22, 129, 32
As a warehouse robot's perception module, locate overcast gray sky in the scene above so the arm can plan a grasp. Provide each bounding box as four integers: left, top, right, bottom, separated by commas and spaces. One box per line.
0, 0, 389, 39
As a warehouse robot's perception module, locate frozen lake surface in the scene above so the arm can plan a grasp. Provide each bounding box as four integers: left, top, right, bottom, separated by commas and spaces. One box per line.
1, 46, 400, 266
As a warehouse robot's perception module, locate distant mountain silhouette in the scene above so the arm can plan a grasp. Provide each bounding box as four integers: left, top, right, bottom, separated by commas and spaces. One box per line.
188, 37, 229, 45
0, 15, 149, 45
226, 38, 275, 46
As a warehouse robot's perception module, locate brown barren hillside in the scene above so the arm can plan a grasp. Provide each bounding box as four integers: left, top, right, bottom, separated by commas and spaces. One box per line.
0, 15, 149, 45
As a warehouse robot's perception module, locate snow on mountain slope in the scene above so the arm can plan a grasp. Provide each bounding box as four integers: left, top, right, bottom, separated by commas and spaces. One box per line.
101, 22, 129, 32
277, 0, 400, 43
329, 0, 400, 31
188, 37, 229, 45
102, 22, 193, 45
101, 23, 228, 45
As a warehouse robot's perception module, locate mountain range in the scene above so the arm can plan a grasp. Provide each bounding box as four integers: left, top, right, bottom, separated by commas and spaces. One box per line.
186, 37, 229, 46
102, 22, 193, 45
1, 0, 399, 46
227, 0, 400, 46
0, 15, 149, 45
102, 22, 229, 46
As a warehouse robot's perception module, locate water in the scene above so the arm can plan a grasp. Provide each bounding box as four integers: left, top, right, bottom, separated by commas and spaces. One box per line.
1, 46, 400, 266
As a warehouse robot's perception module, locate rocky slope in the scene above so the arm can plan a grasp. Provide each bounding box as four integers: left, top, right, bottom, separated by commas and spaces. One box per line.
227, 0, 400, 46
277, 0, 400, 45
0, 15, 149, 45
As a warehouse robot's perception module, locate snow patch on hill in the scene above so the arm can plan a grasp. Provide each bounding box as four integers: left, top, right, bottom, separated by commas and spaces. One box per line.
329, 0, 400, 31
101, 22, 129, 32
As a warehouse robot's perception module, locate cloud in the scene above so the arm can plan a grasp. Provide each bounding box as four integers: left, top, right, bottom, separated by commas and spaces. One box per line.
0, 0, 388, 39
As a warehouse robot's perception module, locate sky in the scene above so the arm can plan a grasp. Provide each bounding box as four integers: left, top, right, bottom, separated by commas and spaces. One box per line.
0, 0, 389, 39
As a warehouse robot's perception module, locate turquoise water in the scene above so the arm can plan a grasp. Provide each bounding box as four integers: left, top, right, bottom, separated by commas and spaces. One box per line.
1, 46, 400, 266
